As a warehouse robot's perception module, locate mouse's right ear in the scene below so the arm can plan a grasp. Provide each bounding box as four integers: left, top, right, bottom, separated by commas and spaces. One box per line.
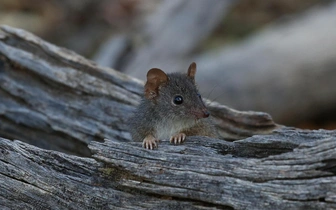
145, 68, 168, 99
187, 62, 197, 82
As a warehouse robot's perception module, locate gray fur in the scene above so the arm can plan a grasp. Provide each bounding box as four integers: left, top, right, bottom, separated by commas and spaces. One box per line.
128, 72, 217, 142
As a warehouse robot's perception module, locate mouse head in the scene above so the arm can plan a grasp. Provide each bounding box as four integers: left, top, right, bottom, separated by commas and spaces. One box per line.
144, 62, 210, 120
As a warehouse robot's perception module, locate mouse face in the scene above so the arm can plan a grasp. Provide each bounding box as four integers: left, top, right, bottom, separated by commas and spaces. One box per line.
144, 62, 210, 122
156, 73, 210, 121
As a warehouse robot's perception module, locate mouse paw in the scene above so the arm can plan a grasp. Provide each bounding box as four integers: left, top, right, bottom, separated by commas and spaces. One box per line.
143, 135, 158, 150
170, 133, 186, 144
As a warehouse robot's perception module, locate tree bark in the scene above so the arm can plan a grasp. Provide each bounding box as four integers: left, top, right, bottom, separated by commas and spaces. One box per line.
0, 26, 334, 209
1, 128, 336, 209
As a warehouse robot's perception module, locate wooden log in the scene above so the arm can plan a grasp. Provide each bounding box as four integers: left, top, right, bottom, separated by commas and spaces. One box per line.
0, 25, 275, 156
1, 127, 336, 209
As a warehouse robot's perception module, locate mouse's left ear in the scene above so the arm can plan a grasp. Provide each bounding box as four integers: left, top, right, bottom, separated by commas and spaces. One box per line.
145, 68, 168, 100
187, 62, 197, 82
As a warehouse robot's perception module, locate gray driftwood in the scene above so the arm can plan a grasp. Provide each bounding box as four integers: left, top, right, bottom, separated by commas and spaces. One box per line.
1, 129, 336, 209
0, 26, 335, 209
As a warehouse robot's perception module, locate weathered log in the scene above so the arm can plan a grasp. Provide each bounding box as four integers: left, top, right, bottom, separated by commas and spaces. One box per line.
0, 25, 275, 156
1, 128, 336, 209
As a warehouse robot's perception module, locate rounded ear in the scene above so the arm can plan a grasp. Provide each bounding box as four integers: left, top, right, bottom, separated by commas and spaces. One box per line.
144, 68, 168, 99
187, 62, 197, 81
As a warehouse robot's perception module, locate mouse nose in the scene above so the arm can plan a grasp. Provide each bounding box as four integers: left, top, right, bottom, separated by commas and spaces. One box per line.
192, 108, 210, 119
202, 109, 210, 118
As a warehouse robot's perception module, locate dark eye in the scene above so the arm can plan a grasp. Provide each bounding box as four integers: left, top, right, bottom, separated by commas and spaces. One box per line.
173, 95, 183, 105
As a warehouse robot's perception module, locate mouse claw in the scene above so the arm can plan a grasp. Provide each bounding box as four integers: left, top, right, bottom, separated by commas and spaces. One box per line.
170, 133, 186, 145
143, 135, 158, 150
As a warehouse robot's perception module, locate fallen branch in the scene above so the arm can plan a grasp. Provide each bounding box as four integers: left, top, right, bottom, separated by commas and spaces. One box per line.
1, 128, 336, 209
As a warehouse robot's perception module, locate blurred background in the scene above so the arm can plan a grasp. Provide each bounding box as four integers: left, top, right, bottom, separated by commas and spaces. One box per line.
1, 0, 335, 129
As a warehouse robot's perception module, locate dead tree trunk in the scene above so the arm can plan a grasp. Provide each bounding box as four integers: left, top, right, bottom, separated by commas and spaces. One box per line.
0, 26, 335, 209
1, 129, 336, 209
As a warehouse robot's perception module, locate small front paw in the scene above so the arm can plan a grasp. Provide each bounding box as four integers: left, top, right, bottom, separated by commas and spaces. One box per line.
143, 135, 158, 150
170, 133, 186, 144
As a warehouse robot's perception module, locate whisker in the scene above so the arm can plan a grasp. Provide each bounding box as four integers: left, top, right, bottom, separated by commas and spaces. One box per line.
201, 83, 220, 107
206, 83, 219, 99
207, 91, 227, 107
